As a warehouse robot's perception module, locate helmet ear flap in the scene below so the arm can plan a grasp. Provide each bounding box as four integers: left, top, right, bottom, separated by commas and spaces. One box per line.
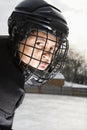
11, 26, 19, 42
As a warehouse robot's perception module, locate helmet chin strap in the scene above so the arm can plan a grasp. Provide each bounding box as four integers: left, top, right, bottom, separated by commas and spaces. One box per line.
25, 74, 46, 86
24, 66, 48, 86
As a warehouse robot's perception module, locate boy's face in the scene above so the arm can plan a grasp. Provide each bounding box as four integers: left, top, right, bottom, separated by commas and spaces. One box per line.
19, 31, 59, 70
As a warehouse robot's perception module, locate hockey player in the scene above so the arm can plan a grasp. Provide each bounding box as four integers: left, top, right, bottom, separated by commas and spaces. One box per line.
0, 0, 69, 129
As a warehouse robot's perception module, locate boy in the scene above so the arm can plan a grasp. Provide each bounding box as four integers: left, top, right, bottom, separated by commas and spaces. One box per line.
0, 0, 69, 129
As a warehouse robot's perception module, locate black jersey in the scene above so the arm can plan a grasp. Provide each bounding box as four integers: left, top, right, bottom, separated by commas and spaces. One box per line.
0, 36, 25, 130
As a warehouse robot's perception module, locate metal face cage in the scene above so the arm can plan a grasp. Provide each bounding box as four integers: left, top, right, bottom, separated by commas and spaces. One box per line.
15, 27, 69, 86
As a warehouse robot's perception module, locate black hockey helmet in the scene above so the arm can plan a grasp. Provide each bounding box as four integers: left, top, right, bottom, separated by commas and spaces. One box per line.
8, 0, 69, 86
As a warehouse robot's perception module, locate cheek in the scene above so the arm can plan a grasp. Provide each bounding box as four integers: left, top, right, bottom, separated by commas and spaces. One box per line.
49, 54, 53, 61
19, 45, 33, 64
21, 55, 30, 64
29, 59, 40, 68
29, 49, 43, 67
32, 49, 42, 60
19, 44, 43, 66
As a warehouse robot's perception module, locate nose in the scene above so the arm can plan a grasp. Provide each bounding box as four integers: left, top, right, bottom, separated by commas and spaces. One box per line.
42, 51, 52, 64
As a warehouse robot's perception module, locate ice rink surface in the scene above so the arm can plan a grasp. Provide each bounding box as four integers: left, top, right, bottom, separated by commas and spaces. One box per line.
13, 94, 87, 130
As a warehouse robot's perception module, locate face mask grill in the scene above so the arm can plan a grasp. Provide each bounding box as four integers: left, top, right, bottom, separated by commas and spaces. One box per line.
14, 27, 68, 86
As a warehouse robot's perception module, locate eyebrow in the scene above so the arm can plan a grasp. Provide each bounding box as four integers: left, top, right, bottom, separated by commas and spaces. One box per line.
37, 36, 47, 42
37, 36, 57, 44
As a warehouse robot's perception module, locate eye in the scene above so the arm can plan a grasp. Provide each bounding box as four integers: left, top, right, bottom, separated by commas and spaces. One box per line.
36, 42, 44, 48
50, 47, 54, 52
50, 45, 58, 53
36, 42, 43, 45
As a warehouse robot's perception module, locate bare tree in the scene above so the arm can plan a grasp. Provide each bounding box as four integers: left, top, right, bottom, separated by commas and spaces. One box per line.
62, 48, 87, 84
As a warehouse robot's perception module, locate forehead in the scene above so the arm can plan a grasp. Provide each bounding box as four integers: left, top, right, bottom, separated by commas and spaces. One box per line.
29, 31, 57, 41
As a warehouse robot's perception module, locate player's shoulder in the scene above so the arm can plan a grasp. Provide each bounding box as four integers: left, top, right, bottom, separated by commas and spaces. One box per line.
0, 35, 9, 44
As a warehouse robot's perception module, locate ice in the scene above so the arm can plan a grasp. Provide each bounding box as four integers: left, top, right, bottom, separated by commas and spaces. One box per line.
13, 93, 87, 130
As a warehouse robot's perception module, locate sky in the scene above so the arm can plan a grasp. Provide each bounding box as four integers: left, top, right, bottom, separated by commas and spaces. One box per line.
0, 0, 87, 59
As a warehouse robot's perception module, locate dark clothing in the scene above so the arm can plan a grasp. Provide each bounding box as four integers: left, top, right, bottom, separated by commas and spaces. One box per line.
0, 36, 25, 130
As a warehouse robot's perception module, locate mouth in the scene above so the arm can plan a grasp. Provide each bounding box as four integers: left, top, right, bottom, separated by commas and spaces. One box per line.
38, 62, 49, 70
